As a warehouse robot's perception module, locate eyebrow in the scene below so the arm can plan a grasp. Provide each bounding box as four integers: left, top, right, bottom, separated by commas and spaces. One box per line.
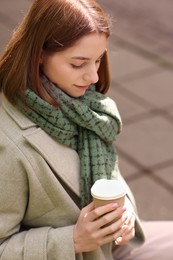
71, 49, 107, 61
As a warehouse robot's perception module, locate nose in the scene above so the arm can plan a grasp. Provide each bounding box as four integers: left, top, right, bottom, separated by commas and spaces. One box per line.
83, 65, 99, 84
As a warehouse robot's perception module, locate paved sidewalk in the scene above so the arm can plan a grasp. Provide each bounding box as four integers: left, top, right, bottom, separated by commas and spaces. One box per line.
99, 0, 173, 221
0, 0, 173, 221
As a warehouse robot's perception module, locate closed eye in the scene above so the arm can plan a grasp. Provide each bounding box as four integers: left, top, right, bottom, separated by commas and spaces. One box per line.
70, 49, 106, 69
70, 63, 85, 69
70, 55, 104, 69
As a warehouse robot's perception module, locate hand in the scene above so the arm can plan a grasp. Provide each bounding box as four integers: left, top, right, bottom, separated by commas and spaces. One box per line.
114, 210, 135, 246
73, 202, 128, 253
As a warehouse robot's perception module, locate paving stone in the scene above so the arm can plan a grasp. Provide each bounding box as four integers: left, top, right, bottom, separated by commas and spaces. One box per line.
109, 42, 160, 81
128, 175, 173, 220
117, 115, 173, 168
115, 154, 140, 179
0, 1, 30, 53
154, 165, 173, 187
107, 86, 148, 120
0, 0, 30, 12
0, 23, 12, 52
121, 71, 173, 108
98, 0, 173, 62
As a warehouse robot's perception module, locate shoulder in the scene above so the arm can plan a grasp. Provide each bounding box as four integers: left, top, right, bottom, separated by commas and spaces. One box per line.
0, 96, 80, 174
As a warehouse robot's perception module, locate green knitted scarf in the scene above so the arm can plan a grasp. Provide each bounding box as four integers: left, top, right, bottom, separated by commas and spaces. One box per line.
17, 76, 122, 207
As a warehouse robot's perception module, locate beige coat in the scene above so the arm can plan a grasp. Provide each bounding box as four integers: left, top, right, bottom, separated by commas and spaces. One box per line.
0, 96, 145, 260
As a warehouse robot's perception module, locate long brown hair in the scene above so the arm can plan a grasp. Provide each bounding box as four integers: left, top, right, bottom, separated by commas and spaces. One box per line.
0, 0, 111, 105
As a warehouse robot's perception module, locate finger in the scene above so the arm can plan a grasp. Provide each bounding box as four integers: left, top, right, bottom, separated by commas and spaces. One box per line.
80, 202, 96, 220
82, 201, 95, 213
122, 215, 135, 235
115, 227, 135, 245
98, 225, 127, 246
98, 213, 128, 237
114, 214, 135, 246
102, 210, 128, 231
93, 205, 127, 228
86, 203, 121, 222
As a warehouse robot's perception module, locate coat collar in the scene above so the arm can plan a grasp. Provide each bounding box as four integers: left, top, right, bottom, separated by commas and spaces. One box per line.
2, 95, 36, 129
2, 96, 80, 197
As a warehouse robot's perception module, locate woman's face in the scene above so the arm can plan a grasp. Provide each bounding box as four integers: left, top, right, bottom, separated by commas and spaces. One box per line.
41, 33, 107, 97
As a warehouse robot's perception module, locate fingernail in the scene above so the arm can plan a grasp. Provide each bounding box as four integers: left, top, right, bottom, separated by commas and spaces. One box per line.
121, 205, 127, 211
112, 203, 118, 208
122, 214, 128, 221
115, 236, 123, 245
116, 237, 123, 243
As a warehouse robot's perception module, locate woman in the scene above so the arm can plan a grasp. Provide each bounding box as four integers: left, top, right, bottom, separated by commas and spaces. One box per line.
0, 0, 172, 259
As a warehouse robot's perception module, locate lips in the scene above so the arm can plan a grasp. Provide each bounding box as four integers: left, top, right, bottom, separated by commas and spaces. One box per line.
74, 85, 89, 90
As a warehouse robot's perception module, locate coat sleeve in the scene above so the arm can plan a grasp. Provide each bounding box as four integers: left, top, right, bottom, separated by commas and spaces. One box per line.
0, 133, 76, 260
112, 163, 145, 247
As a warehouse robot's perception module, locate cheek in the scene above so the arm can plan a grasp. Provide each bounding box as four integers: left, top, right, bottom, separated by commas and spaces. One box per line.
42, 56, 80, 83
42, 59, 59, 79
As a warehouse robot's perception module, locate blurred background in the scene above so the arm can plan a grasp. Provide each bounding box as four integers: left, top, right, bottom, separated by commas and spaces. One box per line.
0, 0, 173, 221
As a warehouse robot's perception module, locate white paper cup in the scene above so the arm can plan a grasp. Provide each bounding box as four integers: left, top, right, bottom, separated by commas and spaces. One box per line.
91, 179, 126, 208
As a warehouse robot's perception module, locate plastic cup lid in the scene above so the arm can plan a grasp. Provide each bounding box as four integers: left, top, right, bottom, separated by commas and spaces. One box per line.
91, 179, 127, 200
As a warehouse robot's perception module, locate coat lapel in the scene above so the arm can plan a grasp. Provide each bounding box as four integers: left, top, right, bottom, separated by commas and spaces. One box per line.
23, 128, 81, 197
2, 96, 81, 197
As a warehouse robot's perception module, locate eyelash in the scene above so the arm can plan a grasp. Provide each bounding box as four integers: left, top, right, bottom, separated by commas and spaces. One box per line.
71, 64, 84, 69
71, 58, 102, 69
